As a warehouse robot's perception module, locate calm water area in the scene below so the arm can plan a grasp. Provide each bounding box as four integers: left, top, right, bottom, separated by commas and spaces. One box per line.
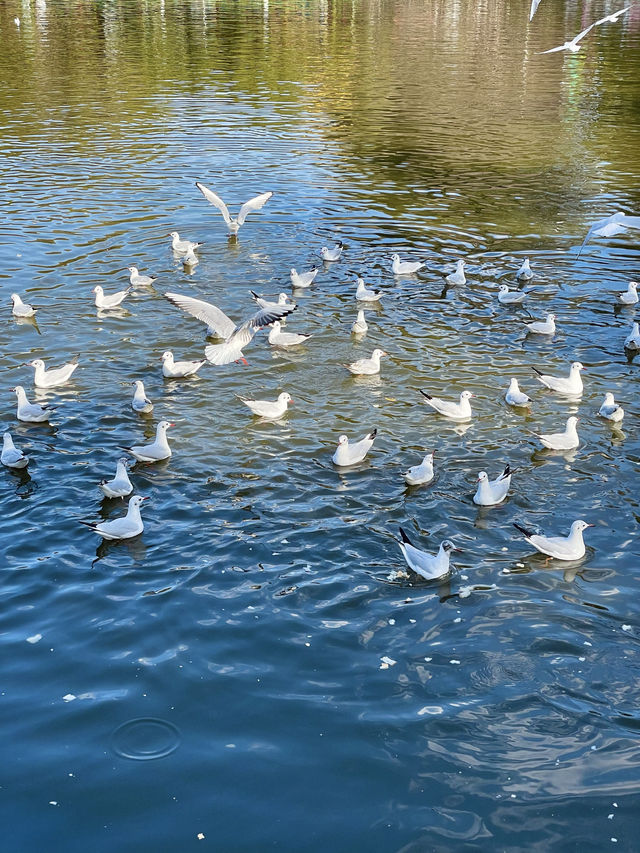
1, 1, 640, 851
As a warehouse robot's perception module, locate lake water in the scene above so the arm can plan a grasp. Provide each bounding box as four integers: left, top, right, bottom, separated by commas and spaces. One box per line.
2, 1, 640, 851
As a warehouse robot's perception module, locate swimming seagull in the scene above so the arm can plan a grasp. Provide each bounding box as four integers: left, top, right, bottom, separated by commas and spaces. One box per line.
161, 350, 205, 378
617, 281, 638, 306
514, 519, 593, 561
420, 389, 474, 421
598, 393, 624, 423
351, 310, 368, 335
403, 452, 434, 486
473, 466, 512, 506
238, 391, 293, 419
182, 248, 199, 268
99, 458, 133, 498
498, 284, 527, 305
345, 348, 386, 376
320, 242, 343, 262
391, 254, 425, 275
80, 494, 148, 540
505, 378, 532, 407
525, 313, 555, 335
268, 321, 312, 348
576, 213, 640, 258
290, 267, 318, 289
397, 528, 458, 581
11, 386, 53, 423
27, 357, 78, 388
195, 182, 273, 235
93, 285, 131, 310
446, 260, 466, 285
164, 292, 295, 365
624, 322, 640, 350
536, 416, 580, 451
593, 6, 630, 26
516, 258, 534, 280
169, 232, 203, 254
11, 293, 37, 318
332, 429, 377, 466
128, 266, 156, 287
529, 0, 542, 22
355, 278, 382, 302
533, 361, 584, 396
2, 432, 29, 469
250, 291, 294, 311
122, 421, 173, 462
131, 380, 153, 413
538, 22, 595, 54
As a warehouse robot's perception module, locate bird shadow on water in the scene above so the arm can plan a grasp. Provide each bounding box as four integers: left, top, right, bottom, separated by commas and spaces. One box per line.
503, 549, 595, 583
5, 466, 37, 498
91, 535, 147, 568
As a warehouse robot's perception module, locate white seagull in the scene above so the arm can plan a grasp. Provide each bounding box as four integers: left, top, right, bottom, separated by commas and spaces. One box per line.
576, 212, 640, 258
250, 291, 294, 311
27, 357, 78, 388
351, 310, 368, 335
391, 254, 425, 275
11, 293, 37, 318
498, 284, 527, 305
122, 421, 173, 462
290, 267, 318, 289
93, 285, 131, 310
624, 322, 640, 350
533, 361, 584, 395
195, 182, 273, 235
538, 22, 595, 54
127, 266, 156, 287
398, 528, 458, 581
238, 391, 293, 419
345, 348, 386, 376
169, 231, 203, 254
617, 281, 639, 306
598, 393, 624, 423
131, 380, 153, 413
514, 519, 593, 561
161, 350, 205, 378
81, 494, 148, 540
516, 258, 534, 280
420, 389, 474, 421
320, 242, 343, 262
525, 312, 556, 335
505, 378, 532, 407
446, 260, 466, 285
536, 416, 580, 451
182, 248, 199, 268
403, 452, 435, 486
1, 432, 29, 469
332, 429, 377, 466
11, 386, 53, 423
99, 458, 133, 498
268, 321, 311, 348
473, 466, 513, 506
355, 278, 382, 302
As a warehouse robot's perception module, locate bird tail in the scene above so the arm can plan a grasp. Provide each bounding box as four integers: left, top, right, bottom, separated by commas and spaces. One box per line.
501, 464, 515, 479
398, 527, 414, 546
419, 390, 433, 401
78, 520, 97, 530
367, 428, 378, 440
514, 522, 535, 538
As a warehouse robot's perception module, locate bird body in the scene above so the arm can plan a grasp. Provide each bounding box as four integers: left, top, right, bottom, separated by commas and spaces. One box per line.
514, 519, 593, 561
533, 361, 584, 396
28, 357, 78, 388
320, 242, 343, 262
128, 266, 156, 287
355, 278, 381, 302
345, 348, 386, 375
195, 182, 272, 234
268, 321, 311, 348
516, 258, 533, 280
391, 254, 425, 275
598, 393, 624, 423
162, 350, 205, 378
403, 452, 434, 486
473, 466, 512, 506
420, 389, 473, 421
505, 378, 531, 407
169, 231, 202, 254
131, 380, 153, 413
498, 284, 527, 305
1, 432, 29, 468
398, 528, 457, 580
82, 494, 148, 540
11, 293, 36, 318
617, 281, 638, 306
624, 322, 640, 350
332, 429, 377, 466
123, 421, 173, 462
239, 392, 292, 419
536, 416, 580, 451
99, 459, 133, 498
446, 260, 466, 285
290, 267, 318, 289
525, 313, 555, 335
11, 386, 53, 422
93, 285, 131, 309
351, 310, 368, 335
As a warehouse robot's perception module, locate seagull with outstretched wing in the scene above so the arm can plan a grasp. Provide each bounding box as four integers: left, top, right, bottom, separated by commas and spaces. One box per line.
195, 181, 273, 234
576, 211, 640, 257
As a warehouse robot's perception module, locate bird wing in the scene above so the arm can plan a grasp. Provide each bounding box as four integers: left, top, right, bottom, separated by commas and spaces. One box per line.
573, 23, 595, 44
529, 0, 541, 20
195, 182, 232, 226
539, 43, 569, 54
237, 192, 273, 225
164, 292, 236, 338
248, 303, 296, 329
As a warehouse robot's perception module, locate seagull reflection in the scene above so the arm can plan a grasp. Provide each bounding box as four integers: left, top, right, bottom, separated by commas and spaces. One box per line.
92, 535, 147, 567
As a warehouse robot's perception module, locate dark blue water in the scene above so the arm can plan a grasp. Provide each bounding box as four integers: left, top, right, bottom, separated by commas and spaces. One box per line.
1, 1, 640, 851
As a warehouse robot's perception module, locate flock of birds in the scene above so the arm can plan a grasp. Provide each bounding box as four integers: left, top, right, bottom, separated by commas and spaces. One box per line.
4, 170, 639, 578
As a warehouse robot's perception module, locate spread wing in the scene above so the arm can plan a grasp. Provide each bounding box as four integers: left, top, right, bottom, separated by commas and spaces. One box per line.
573, 23, 595, 44
237, 192, 273, 225
529, 0, 541, 21
195, 182, 232, 226
539, 43, 568, 54
164, 292, 236, 339
249, 303, 296, 328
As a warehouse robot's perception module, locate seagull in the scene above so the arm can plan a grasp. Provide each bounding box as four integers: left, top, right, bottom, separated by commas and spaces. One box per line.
351, 310, 368, 335
536, 416, 580, 450
99, 458, 133, 498
127, 266, 156, 287
169, 232, 203, 254
391, 254, 425, 275
267, 321, 311, 348
594, 6, 630, 26
514, 519, 593, 561
576, 212, 640, 257
498, 284, 527, 305
624, 322, 640, 350
11, 293, 36, 318
403, 452, 434, 486
2, 432, 29, 469
164, 292, 295, 365
397, 528, 458, 581
345, 348, 386, 376
290, 267, 318, 289
525, 312, 555, 335
473, 466, 512, 506
182, 248, 199, 268
320, 241, 343, 262
533, 361, 584, 395
250, 291, 294, 311
617, 281, 638, 305
80, 494, 148, 540
446, 260, 466, 285
238, 391, 293, 419
161, 350, 205, 378
529, 0, 542, 22
355, 278, 382, 302
505, 378, 532, 407
131, 380, 153, 413
538, 22, 595, 54
11, 386, 53, 423
93, 285, 131, 310
27, 357, 78, 388
420, 389, 474, 421
195, 182, 273, 235
332, 429, 377, 466
598, 393, 624, 423
516, 258, 534, 280
122, 421, 173, 462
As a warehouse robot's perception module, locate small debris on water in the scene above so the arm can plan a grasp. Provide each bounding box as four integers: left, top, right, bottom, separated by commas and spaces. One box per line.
26, 634, 42, 644
380, 656, 397, 669
63, 694, 76, 702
